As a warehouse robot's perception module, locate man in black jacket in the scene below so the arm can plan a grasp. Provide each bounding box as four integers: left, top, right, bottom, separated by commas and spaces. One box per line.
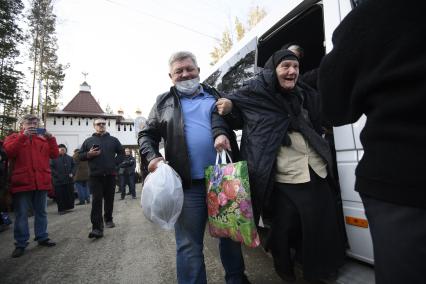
80, 118, 124, 239
118, 148, 136, 200
138, 51, 248, 284
319, 1, 426, 283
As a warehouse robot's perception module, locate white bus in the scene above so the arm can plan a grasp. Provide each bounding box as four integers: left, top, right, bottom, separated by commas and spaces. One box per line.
202, 0, 374, 266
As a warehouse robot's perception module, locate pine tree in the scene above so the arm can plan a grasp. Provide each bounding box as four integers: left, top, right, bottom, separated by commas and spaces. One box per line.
27, 0, 67, 120
0, 0, 26, 137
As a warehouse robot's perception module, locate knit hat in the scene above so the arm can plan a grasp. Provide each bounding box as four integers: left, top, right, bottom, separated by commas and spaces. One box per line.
58, 144, 67, 150
264, 49, 299, 70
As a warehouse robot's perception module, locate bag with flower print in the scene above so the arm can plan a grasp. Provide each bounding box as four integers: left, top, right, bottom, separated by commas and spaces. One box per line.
205, 151, 260, 248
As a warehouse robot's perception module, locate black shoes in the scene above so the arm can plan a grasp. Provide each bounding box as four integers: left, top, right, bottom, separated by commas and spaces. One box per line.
38, 238, 56, 247
11, 247, 25, 258
88, 229, 104, 239
105, 221, 115, 228
75, 202, 85, 206
12, 239, 55, 258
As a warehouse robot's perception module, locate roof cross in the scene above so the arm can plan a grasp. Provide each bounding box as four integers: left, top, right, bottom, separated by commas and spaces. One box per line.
82, 72, 89, 81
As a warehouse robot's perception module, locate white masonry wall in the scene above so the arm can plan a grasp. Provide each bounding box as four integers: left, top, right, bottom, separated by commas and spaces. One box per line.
46, 116, 137, 152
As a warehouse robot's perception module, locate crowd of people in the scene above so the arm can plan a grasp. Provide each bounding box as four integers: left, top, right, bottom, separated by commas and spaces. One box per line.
0, 115, 139, 257
0, 1, 424, 283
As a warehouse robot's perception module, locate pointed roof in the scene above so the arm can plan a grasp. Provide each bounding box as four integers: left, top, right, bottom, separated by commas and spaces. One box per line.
48, 81, 121, 119
62, 90, 104, 114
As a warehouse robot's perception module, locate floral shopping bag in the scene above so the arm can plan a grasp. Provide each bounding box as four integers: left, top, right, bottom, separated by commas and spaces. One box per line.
205, 151, 260, 248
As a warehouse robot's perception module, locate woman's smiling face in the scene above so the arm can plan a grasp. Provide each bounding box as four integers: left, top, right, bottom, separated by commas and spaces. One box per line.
275, 60, 299, 91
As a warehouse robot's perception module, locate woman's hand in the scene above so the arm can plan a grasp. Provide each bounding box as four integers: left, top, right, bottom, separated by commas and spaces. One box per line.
216, 98, 233, 115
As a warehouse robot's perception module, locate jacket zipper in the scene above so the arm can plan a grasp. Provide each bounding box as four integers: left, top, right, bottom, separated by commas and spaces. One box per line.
172, 88, 192, 185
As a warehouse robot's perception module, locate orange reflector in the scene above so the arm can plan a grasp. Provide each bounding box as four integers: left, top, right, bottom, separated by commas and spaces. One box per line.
345, 216, 369, 228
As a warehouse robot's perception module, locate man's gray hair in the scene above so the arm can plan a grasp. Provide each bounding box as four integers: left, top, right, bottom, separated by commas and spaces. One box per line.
18, 114, 40, 126
93, 117, 106, 125
168, 51, 198, 71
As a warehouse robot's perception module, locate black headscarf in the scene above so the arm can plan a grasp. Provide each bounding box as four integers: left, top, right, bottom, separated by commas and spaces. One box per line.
264, 49, 299, 70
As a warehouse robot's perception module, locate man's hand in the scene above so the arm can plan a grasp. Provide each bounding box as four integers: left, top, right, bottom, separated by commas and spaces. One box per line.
24, 127, 36, 136
214, 134, 231, 152
216, 98, 233, 115
87, 146, 101, 158
44, 131, 53, 138
148, 157, 165, 173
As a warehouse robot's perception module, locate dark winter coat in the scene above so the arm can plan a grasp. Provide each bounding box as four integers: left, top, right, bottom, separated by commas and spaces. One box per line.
50, 154, 75, 185
138, 84, 239, 189
3, 132, 59, 193
73, 152, 89, 182
79, 132, 124, 177
118, 155, 136, 175
319, 0, 426, 208
225, 66, 329, 221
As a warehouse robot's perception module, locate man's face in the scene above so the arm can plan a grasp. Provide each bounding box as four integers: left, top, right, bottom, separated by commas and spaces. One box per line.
93, 119, 107, 134
169, 57, 200, 85
22, 119, 39, 131
59, 147, 66, 155
125, 149, 131, 156
275, 60, 299, 91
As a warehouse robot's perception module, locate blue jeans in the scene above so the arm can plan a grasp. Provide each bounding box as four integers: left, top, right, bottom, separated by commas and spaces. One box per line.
75, 181, 90, 203
174, 181, 245, 284
13, 191, 49, 248
119, 173, 136, 198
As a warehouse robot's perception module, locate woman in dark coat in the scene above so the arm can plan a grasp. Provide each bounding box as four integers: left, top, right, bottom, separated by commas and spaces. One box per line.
217, 49, 345, 281
50, 144, 76, 214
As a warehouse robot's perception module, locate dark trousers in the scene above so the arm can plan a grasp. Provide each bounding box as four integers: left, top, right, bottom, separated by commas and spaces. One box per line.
55, 183, 75, 212
89, 175, 115, 231
361, 194, 426, 284
119, 173, 135, 198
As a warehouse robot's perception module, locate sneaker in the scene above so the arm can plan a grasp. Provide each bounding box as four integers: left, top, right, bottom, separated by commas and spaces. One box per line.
132, 196, 136, 199
105, 221, 115, 228
38, 238, 56, 247
88, 229, 103, 239
11, 247, 25, 258
75, 202, 85, 206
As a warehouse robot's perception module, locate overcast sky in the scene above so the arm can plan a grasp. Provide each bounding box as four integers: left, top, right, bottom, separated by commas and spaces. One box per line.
21, 0, 282, 118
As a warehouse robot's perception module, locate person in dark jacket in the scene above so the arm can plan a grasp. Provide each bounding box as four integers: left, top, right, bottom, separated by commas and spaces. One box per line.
138, 51, 248, 284
0, 141, 12, 231
4, 114, 59, 258
216, 49, 345, 282
80, 118, 124, 239
118, 148, 136, 200
50, 144, 76, 214
73, 149, 90, 205
318, 1, 426, 283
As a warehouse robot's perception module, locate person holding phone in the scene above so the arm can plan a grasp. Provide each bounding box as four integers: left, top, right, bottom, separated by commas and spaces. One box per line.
3, 114, 59, 258
79, 118, 124, 239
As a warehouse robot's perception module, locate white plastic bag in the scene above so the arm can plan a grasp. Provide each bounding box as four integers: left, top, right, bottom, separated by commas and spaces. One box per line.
141, 161, 184, 230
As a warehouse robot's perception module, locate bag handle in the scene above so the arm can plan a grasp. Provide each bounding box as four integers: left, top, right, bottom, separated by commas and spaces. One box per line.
215, 150, 233, 165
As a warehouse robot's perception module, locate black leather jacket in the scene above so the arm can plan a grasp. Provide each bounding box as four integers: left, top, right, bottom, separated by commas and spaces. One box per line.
138, 84, 239, 189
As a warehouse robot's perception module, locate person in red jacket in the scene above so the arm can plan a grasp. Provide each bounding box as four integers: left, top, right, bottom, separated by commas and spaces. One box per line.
4, 114, 59, 258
